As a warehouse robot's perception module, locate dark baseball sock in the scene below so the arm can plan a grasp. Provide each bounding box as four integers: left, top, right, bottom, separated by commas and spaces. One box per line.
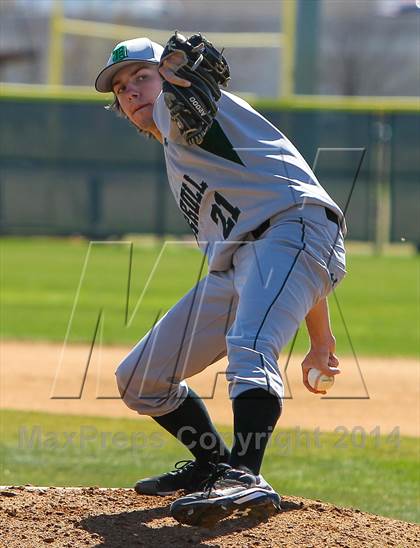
230, 388, 282, 475
153, 387, 230, 466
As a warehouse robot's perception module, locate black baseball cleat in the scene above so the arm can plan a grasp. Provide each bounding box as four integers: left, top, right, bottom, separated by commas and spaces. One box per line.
170, 463, 281, 528
134, 459, 212, 496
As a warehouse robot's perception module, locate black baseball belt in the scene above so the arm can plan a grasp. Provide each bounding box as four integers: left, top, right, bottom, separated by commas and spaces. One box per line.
251, 207, 340, 240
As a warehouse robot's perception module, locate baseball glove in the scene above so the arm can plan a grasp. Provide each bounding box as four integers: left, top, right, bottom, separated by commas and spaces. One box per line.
159, 32, 230, 145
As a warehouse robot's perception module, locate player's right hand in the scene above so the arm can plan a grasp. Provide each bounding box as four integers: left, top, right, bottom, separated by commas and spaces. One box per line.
301, 344, 341, 394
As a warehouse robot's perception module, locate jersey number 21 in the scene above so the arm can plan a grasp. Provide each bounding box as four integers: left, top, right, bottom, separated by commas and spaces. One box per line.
210, 192, 241, 239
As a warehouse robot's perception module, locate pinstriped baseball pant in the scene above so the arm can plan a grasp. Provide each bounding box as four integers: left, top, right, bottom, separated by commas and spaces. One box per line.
115, 205, 346, 417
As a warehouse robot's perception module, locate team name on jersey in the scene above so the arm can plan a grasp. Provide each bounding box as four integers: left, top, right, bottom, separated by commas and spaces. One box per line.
179, 174, 208, 236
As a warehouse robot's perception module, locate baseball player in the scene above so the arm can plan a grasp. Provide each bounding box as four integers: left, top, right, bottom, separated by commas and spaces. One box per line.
95, 34, 346, 527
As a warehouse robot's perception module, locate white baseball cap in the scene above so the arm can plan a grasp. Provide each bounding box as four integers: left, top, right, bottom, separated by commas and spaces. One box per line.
95, 37, 164, 93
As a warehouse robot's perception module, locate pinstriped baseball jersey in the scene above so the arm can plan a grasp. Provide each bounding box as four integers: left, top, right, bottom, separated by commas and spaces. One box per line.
153, 90, 346, 271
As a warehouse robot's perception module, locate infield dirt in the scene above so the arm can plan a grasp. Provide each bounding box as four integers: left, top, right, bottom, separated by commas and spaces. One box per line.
1, 341, 419, 435
1, 485, 419, 548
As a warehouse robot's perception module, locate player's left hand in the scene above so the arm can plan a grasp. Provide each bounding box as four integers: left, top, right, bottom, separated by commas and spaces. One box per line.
301, 342, 340, 394
157, 32, 230, 145
158, 50, 192, 88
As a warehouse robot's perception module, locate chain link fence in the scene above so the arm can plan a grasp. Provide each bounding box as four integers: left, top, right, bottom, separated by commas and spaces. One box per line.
0, 98, 418, 246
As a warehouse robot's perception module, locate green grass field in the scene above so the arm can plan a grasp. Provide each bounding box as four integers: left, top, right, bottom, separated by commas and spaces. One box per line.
1, 409, 418, 523
1, 237, 419, 356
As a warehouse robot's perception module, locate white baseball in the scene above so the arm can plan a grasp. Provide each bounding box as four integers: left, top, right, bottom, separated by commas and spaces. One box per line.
307, 368, 335, 392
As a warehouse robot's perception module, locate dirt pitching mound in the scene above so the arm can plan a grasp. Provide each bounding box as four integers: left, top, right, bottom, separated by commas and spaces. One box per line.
1, 486, 418, 548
